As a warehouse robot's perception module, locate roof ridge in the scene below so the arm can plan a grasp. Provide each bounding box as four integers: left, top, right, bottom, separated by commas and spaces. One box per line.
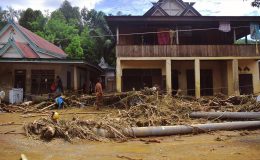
11, 22, 67, 58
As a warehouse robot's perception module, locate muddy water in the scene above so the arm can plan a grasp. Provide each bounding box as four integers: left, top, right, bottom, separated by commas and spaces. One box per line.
1, 108, 260, 160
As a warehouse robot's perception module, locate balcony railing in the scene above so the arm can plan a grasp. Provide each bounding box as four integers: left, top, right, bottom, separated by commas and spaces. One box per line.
116, 45, 260, 57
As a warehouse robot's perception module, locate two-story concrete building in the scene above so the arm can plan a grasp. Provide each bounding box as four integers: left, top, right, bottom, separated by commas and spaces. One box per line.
107, 0, 260, 98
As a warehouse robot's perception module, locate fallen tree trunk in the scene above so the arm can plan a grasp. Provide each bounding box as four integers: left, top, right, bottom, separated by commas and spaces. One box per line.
39, 103, 56, 111
94, 121, 260, 138
189, 112, 260, 120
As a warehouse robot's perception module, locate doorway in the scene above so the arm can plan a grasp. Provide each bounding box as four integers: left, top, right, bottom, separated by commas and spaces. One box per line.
122, 69, 161, 91
239, 74, 253, 95
186, 69, 213, 96
186, 70, 195, 96
200, 70, 213, 96
14, 70, 26, 92
172, 70, 179, 95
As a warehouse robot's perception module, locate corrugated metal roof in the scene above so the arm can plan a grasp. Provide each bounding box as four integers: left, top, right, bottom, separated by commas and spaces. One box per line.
15, 42, 39, 58
15, 23, 67, 57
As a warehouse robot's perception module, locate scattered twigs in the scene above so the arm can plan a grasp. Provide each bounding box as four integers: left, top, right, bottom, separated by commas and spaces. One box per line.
21, 112, 108, 118
0, 122, 23, 126
21, 89, 260, 142
0, 130, 20, 134
140, 138, 161, 144
116, 155, 143, 160
21, 114, 49, 118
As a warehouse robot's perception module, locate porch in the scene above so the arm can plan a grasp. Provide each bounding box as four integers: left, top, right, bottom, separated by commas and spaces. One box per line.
0, 59, 102, 102
116, 58, 260, 98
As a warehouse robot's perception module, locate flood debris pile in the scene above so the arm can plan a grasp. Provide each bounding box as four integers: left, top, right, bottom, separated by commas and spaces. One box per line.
63, 92, 129, 108
117, 94, 203, 127
0, 101, 55, 113
198, 94, 260, 112
24, 116, 129, 142
17, 89, 260, 141
0, 92, 131, 113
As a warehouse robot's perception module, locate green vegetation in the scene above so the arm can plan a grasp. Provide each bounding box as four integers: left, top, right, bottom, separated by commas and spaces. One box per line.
235, 38, 259, 44
0, 0, 115, 65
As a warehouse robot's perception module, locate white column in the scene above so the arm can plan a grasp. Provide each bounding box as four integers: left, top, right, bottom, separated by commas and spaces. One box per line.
195, 59, 200, 98
166, 59, 172, 94
116, 58, 122, 92
232, 59, 239, 95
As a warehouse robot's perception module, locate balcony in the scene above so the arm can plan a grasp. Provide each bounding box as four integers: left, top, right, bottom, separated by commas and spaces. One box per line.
116, 45, 260, 57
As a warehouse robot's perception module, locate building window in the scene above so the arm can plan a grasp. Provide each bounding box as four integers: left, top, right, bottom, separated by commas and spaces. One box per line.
31, 70, 55, 94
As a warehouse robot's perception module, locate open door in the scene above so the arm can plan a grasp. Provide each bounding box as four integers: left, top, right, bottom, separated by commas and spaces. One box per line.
200, 70, 213, 96
172, 70, 179, 95
239, 74, 253, 95
186, 69, 213, 96
186, 70, 195, 96
14, 70, 26, 92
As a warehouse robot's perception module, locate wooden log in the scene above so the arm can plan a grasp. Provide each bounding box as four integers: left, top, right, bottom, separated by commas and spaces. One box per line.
21, 112, 107, 118
39, 103, 56, 111
0, 122, 23, 126
42, 126, 55, 140
189, 112, 260, 120
35, 102, 47, 109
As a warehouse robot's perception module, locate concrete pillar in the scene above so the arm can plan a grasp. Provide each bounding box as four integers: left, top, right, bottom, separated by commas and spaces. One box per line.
227, 59, 239, 95
252, 60, 260, 94
232, 59, 240, 95
73, 65, 78, 91
195, 59, 200, 98
166, 59, 172, 94
116, 58, 122, 92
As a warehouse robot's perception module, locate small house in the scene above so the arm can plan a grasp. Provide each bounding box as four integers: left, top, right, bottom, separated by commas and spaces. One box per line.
0, 21, 102, 101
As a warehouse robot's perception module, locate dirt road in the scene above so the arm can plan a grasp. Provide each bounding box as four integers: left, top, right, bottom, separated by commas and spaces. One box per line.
0, 108, 260, 160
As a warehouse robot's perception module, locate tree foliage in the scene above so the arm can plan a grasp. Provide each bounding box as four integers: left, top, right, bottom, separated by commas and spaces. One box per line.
19, 8, 46, 32
12, 0, 116, 65
65, 36, 83, 58
42, 10, 78, 48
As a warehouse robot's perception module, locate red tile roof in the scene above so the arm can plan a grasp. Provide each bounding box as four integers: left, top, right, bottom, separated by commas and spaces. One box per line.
15, 42, 39, 58
15, 23, 67, 57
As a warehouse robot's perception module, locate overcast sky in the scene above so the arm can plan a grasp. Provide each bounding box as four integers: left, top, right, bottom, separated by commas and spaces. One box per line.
0, 0, 259, 16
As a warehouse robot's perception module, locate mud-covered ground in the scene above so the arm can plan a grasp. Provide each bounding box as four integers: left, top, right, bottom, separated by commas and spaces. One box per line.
0, 107, 260, 160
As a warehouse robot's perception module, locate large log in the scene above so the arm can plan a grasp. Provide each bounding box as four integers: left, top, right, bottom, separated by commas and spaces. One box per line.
94, 121, 260, 138
189, 112, 260, 120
